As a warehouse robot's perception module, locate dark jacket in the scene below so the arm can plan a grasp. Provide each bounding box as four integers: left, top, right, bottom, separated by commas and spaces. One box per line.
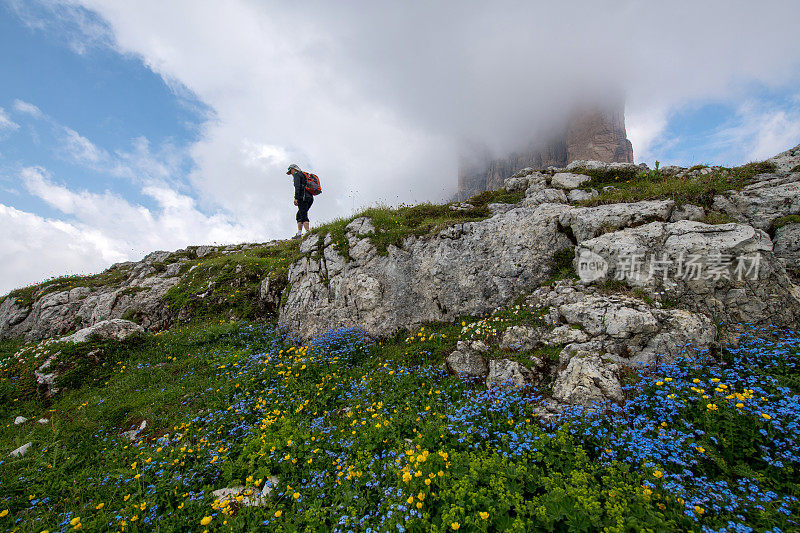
293, 171, 311, 203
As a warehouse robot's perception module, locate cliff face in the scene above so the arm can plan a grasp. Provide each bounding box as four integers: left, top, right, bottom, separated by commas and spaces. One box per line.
458, 103, 634, 199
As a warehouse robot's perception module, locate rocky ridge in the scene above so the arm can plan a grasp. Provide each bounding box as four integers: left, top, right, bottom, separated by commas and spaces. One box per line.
3, 143, 800, 408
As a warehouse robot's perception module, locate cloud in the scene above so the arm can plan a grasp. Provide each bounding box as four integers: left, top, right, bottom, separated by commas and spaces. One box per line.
0, 203, 125, 295
62, 1, 799, 208
6, 0, 112, 55
0, 164, 273, 293
4, 0, 800, 294
12, 99, 43, 118
0, 107, 20, 137
713, 101, 800, 163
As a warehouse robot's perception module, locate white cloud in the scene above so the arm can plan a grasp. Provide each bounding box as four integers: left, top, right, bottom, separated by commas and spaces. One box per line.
61, 0, 799, 207
0, 164, 273, 293
61, 127, 104, 164
0, 203, 123, 295
12, 99, 43, 118
0, 107, 20, 133
712, 102, 800, 163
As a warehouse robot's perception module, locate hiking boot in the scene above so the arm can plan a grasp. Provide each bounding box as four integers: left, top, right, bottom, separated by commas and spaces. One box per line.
291, 232, 302, 240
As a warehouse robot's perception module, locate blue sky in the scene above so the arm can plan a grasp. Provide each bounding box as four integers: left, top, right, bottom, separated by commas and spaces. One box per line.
0, 2, 204, 218
1, 0, 799, 295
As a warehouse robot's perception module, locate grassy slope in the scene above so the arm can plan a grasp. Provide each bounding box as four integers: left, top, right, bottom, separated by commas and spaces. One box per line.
1, 315, 798, 532
1, 160, 798, 531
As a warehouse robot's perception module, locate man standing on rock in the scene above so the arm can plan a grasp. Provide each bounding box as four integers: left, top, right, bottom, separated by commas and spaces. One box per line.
288, 164, 313, 239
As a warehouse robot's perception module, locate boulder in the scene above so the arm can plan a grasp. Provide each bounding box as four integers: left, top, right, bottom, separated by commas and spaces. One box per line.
552, 355, 623, 405
279, 204, 573, 340
559, 200, 675, 242
485, 359, 536, 388
551, 172, 592, 190
499, 326, 544, 351
544, 325, 589, 346
567, 189, 599, 203
522, 188, 568, 207
712, 174, 800, 230
503, 176, 531, 193
59, 319, 143, 344
773, 223, 800, 273
575, 220, 800, 328
445, 341, 489, 380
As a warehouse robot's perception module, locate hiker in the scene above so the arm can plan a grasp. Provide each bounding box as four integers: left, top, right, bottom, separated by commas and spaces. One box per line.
287, 164, 313, 239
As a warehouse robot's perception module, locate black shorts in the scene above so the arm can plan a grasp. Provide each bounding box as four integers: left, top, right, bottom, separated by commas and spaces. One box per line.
296, 197, 313, 223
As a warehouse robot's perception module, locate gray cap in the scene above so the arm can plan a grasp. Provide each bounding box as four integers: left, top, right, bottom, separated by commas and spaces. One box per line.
286, 164, 300, 175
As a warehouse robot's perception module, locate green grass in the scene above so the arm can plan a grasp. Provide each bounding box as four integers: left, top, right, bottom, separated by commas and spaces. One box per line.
773, 214, 800, 229
310, 189, 525, 257
162, 241, 302, 324
578, 161, 777, 208
1, 318, 796, 531
0, 264, 133, 309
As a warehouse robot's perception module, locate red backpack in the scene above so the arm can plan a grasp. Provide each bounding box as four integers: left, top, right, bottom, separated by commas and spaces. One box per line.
303, 172, 322, 196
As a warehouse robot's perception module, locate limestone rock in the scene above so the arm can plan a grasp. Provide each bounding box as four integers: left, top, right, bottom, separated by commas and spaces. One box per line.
500, 326, 544, 351
712, 173, 800, 230
575, 220, 800, 328
59, 319, 143, 344
445, 341, 489, 380
212, 479, 277, 508
567, 189, 599, 203
552, 355, 623, 405
485, 359, 535, 388
14, 416, 27, 425
559, 200, 675, 242
529, 281, 716, 365
544, 325, 588, 346
551, 172, 591, 190
503, 176, 532, 193
9, 442, 32, 458
121, 420, 148, 441
521, 188, 568, 207
765, 142, 800, 172
279, 204, 573, 340
773, 223, 800, 273
35, 356, 59, 398
670, 205, 706, 222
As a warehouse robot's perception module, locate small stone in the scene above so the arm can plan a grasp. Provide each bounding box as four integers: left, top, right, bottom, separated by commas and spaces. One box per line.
14, 416, 28, 425
9, 442, 32, 457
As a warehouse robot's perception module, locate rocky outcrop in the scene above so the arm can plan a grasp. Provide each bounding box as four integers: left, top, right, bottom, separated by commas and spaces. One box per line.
712, 173, 800, 231
574, 220, 800, 328
58, 319, 143, 344
0, 242, 279, 342
774, 223, 800, 275
766, 142, 800, 172
552, 355, 624, 405
528, 281, 717, 366
559, 200, 675, 242
279, 207, 574, 340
